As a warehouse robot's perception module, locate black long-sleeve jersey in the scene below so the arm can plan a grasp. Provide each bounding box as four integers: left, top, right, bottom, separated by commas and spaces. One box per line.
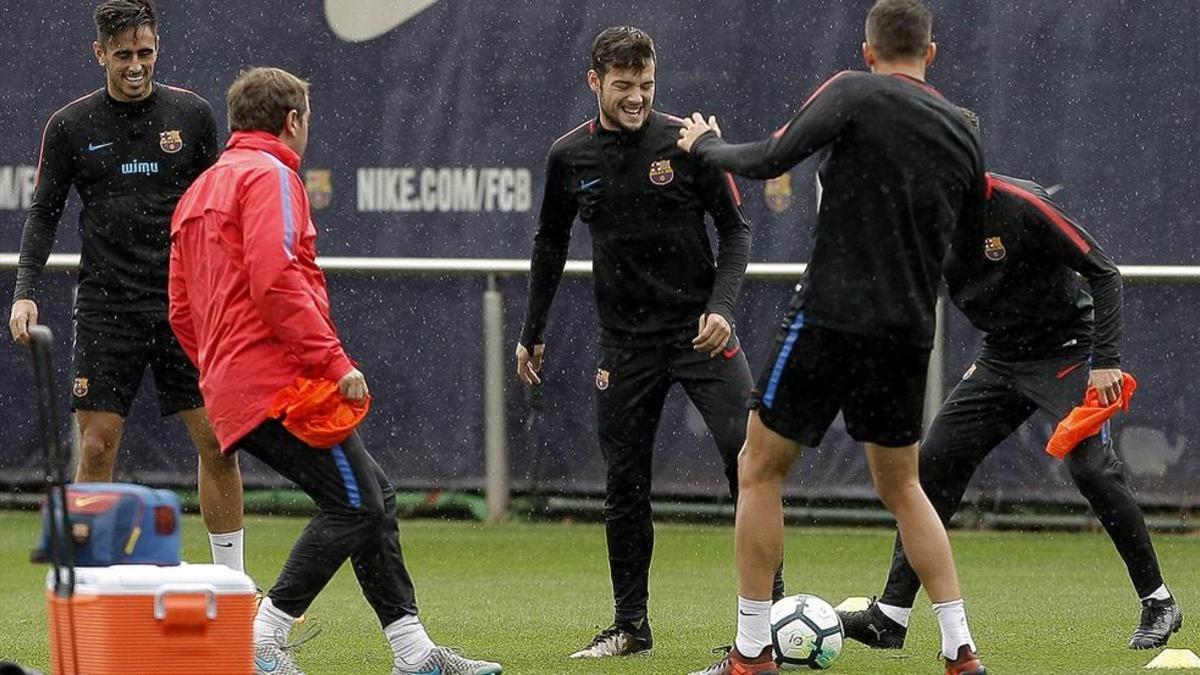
520, 111, 751, 348
691, 70, 984, 349
14, 85, 220, 313
944, 174, 1122, 367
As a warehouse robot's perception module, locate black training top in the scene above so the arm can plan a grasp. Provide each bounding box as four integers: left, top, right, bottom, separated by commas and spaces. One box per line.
521, 110, 751, 349
14, 84, 220, 313
691, 70, 984, 349
945, 174, 1122, 367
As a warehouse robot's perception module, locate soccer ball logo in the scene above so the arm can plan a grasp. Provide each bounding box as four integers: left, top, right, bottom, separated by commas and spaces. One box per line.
770, 594, 844, 670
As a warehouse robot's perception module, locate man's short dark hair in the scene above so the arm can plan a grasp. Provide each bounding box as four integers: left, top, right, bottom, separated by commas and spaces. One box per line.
94, 0, 157, 46
590, 26, 655, 78
227, 67, 310, 135
865, 0, 932, 61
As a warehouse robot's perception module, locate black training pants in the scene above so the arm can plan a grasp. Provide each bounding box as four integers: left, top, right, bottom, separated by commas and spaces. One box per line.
237, 420, 419, 626
879, 352, 1165, 608
597, 341, 782, 625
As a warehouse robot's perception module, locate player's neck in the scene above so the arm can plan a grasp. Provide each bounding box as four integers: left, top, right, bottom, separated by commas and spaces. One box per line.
870, 62, 927, 81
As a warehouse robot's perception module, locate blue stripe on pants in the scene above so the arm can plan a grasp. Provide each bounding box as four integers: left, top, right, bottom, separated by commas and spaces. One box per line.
330, 444, 361, 508
763, 312, 805, 408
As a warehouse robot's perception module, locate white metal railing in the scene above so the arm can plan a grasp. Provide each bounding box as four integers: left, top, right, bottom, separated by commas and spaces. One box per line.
4, 254, 1198, 282
4, 254, 1199, 521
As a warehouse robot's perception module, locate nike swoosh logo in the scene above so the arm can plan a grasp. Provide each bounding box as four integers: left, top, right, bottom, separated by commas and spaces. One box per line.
324, 0, 440, 42
213, 542, 234, 548
412, 667, 441, 675
722, 345, 741, 359
87, 142, 113, 151
580, 178, 602, 190
254, 655, 277, 671
73, 495, 106, 507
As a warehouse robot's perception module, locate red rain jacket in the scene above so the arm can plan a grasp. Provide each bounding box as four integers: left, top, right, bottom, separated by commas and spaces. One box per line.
169, 131, 353, 452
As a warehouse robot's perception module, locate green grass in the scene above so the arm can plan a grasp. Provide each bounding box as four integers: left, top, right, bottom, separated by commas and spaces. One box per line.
0, 511, 1195, 674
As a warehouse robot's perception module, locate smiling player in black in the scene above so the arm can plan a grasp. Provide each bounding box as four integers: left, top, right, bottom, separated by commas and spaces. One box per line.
515, 26, 783, 660
8, 0, 246, 572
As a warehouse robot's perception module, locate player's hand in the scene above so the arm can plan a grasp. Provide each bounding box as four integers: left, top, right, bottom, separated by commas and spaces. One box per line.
515, 343, 545, 386
693, 313, 732, 358
8, 299, 39, 346
338, 368, 369, 403
678, 112, 721, 153
1089, 367, 1124, 406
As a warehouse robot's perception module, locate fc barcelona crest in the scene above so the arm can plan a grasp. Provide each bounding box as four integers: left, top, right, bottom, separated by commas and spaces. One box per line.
648, 159, 674, 186
159, 129, 183, 153
73, 377, 89, 398
595, 368, 610, 391
764, 173, 793, 213
306, 169, 333, 210
984, 236, 1006, 261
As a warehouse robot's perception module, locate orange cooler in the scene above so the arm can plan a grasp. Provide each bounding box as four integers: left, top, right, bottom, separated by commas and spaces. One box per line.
46, 563, 256, 675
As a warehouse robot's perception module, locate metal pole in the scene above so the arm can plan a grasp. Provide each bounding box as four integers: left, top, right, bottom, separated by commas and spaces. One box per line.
923, 295, 947, 432
482, 275, 509, 522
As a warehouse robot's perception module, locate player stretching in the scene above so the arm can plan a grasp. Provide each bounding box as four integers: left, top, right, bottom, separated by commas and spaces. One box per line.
169, 66, 502, 675
839, 168, 1182, 651
516, 26, 784, 660
8, 0, 245, 571
678, 1, 987, 673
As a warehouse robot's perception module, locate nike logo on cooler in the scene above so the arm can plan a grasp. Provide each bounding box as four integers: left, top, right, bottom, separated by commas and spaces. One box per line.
87, 142, 113, 151
324, 0, 440, 42
580, 178, 602, 191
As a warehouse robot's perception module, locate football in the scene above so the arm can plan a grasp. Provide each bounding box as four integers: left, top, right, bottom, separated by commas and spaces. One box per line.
770, 594, 844, 670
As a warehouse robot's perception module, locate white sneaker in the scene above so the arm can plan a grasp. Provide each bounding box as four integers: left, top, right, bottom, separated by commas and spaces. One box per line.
392, 646, 502, 674
253, 635, 305, 674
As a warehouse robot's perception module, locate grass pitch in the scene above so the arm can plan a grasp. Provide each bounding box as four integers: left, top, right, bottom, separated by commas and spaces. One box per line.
0, 511, 1195, 674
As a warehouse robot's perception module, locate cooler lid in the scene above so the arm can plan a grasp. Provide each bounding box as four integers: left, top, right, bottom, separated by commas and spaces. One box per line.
46, 563, 256, 595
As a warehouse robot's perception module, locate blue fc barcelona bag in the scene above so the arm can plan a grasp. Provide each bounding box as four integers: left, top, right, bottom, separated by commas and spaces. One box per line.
35, 483, 182, 566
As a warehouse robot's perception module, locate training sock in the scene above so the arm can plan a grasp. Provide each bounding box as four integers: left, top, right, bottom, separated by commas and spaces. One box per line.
1142, 584, 1171, 602
209, 529, 245, 572
254, 597, 297, 645
931, 598, 977, 660
735, 596, 773, 657
387, 614, 436, 667
877, 601, 912, 628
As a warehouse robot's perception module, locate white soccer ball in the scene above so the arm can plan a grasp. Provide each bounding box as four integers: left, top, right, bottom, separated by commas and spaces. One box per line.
770, 593, 844, 670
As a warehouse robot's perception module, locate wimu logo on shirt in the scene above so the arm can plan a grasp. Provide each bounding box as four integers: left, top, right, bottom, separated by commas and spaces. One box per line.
121, 160, 159, 176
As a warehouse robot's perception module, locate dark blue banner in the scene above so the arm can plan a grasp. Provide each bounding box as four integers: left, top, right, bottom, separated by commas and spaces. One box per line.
1, 1, 1196, 505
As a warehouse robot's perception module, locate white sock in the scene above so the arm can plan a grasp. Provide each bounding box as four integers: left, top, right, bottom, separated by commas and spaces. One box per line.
877, 601, 912, 628
931, 598, 976, 660
1142, 584, 1171, 602
734, 596, 773, 658
253, 597, 297, 646
209, 529, 245, 573
386, 614, 436, 667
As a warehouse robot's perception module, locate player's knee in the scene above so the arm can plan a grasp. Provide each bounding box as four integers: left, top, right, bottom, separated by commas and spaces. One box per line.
737, 443, 788, 487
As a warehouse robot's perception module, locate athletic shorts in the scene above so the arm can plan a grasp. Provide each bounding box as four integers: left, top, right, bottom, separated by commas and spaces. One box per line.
71, 309, 204, 417
749, 304, 930, 448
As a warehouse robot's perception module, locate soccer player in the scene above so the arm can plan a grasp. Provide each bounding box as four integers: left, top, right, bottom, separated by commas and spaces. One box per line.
838, 168, 1183, 652
7, 0, 246, 571
677, 2, 988, 673
515, 26, 785, 659
169, 66, 502, 675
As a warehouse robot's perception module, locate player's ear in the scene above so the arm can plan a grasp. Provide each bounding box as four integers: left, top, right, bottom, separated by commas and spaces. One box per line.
93, 40, 104, 65
925, 42, 937, 67
861, 42, 875, 69
587, 69, 601, 94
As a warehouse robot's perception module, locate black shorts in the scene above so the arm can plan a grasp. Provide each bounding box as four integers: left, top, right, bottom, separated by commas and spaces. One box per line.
750, 308, 930, 448
71, 309, 204, 417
